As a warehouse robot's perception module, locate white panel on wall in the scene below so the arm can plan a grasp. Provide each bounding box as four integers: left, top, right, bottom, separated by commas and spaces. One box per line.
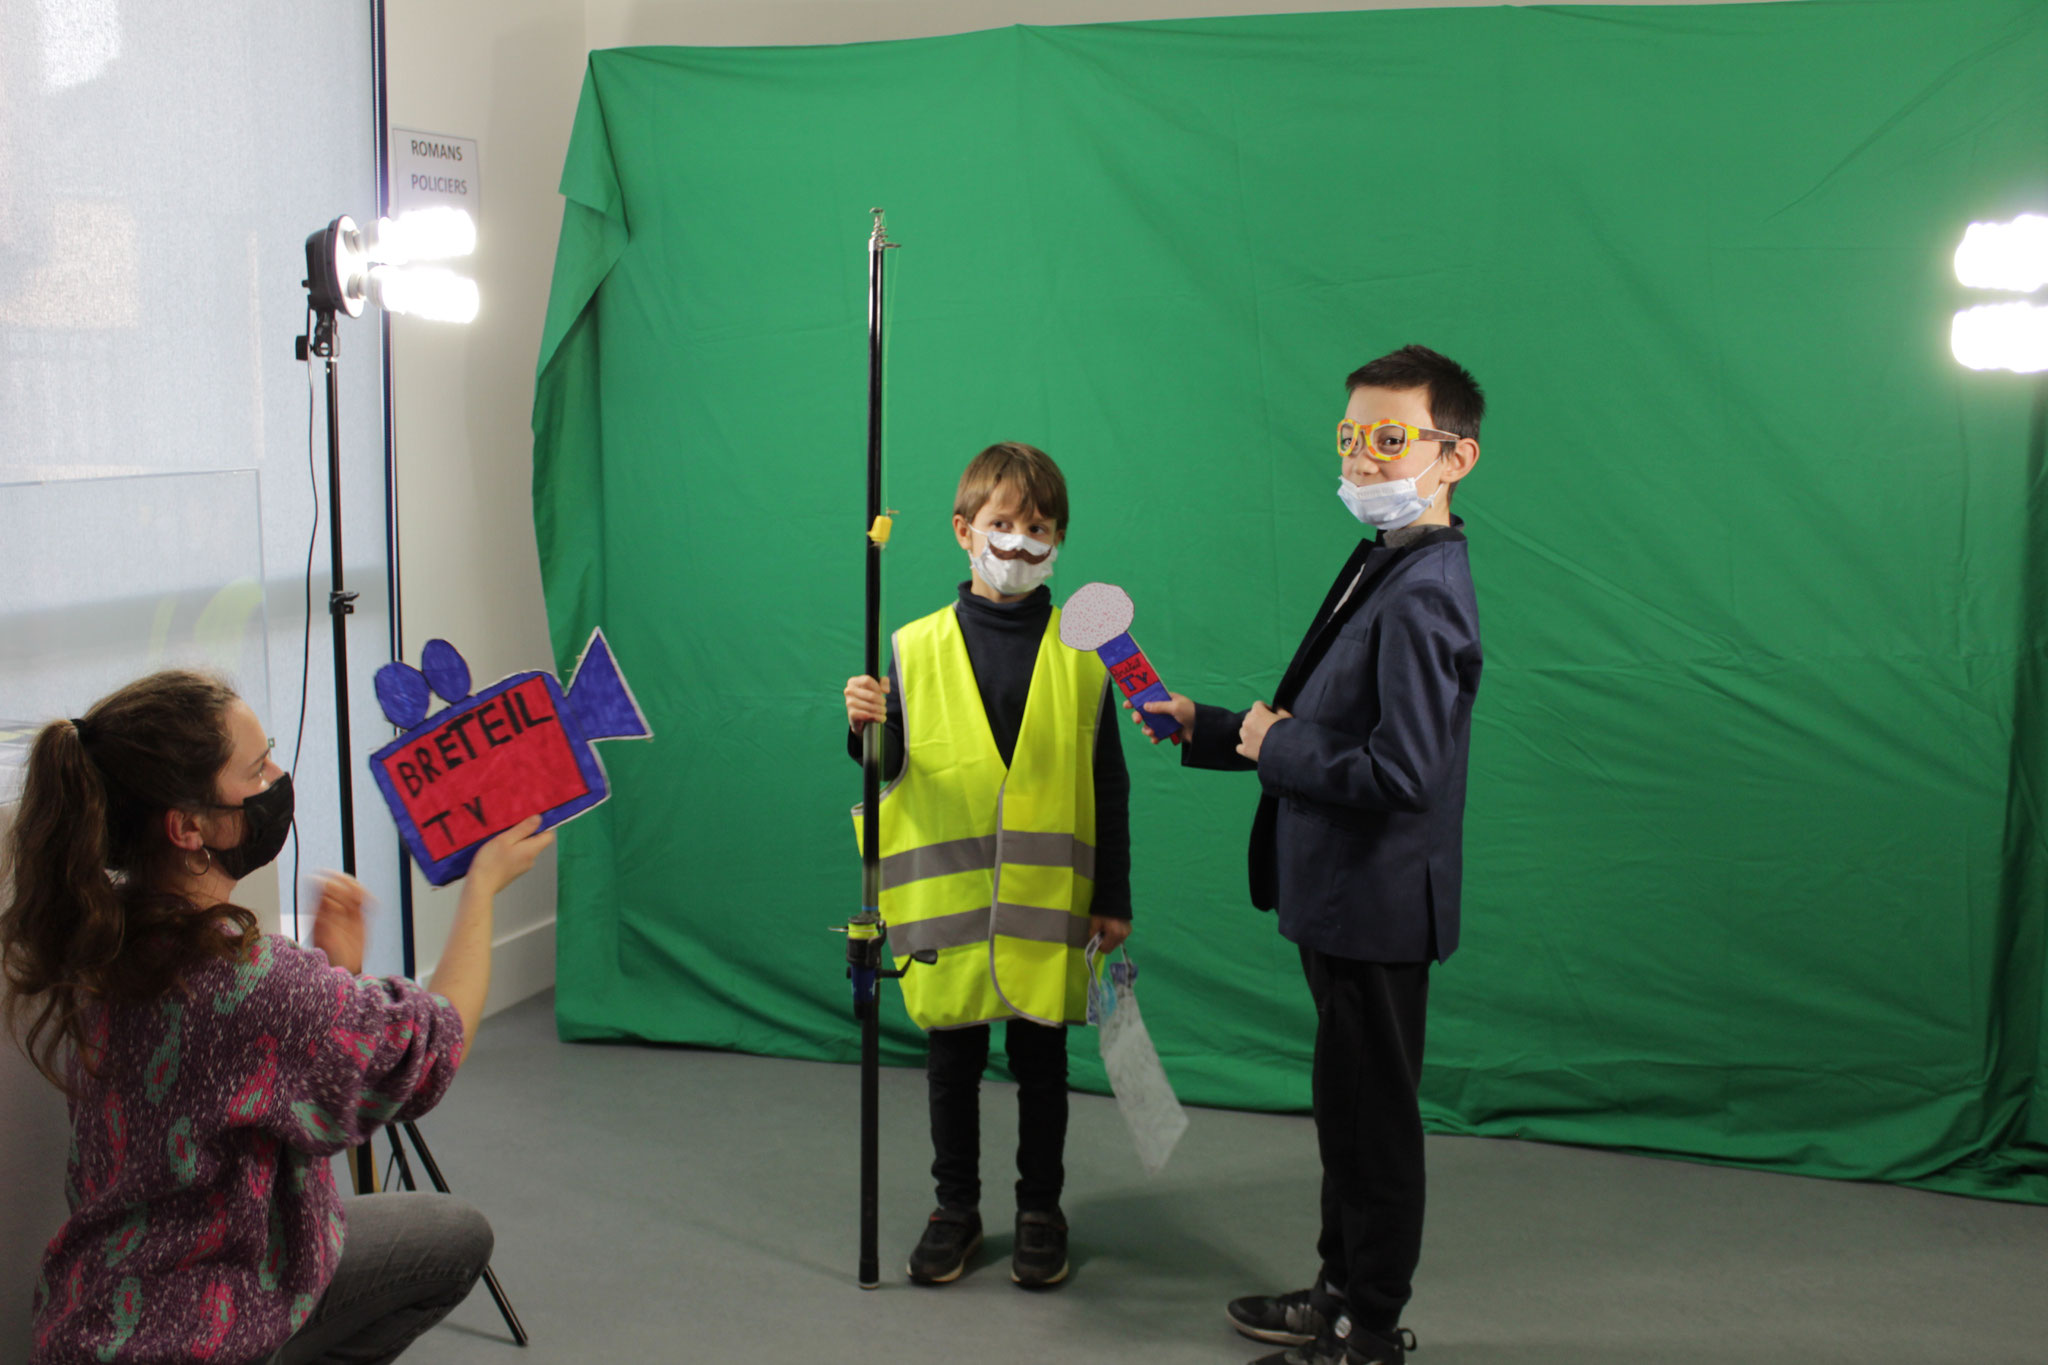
0, 0, 402, 959
0, 2, 393, 1355
0, 470, 270, 705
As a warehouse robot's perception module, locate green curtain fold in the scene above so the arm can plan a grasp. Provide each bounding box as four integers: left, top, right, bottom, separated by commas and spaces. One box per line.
531, 1, 2048, 1202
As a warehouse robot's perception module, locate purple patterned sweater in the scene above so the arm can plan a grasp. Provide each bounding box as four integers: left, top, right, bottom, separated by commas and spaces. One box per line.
29, 934, 464, 1364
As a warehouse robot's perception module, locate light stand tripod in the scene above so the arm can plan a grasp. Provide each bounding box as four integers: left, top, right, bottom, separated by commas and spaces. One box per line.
297, 244, 527, 1346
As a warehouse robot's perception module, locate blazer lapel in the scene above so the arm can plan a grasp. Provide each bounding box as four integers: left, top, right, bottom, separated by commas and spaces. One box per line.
1273, 526, 1463, 712
1270, 539, 1374, 710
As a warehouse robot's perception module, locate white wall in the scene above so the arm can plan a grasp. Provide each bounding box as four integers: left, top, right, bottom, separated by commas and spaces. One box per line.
385, 0, 586, 1015
583, 0, 1779, 48
383, 0, 1785, 1017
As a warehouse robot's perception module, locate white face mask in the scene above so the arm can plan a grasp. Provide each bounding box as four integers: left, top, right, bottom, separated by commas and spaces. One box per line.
1337, 456, 1441, 531
968, 525, 1059, 596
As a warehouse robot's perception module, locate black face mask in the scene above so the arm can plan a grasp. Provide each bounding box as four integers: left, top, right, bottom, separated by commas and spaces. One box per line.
206, 773, 295, 880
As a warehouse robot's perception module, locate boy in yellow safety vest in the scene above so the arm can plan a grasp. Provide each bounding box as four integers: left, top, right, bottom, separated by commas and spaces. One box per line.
843, 441, 1133, 1288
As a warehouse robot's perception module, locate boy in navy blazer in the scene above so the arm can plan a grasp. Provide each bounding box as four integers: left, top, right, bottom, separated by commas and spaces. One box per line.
1140, 345, 1484, 1365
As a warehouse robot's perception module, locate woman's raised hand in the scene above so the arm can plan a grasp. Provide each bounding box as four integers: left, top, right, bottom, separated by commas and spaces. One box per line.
467, 815, 554, 896
310, 872, 370, 974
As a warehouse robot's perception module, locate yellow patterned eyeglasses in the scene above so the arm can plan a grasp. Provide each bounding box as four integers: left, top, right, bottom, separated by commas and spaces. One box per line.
1337, 418, 1461, 462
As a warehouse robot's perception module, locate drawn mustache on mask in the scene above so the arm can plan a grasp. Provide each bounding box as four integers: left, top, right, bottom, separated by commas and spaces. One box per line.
973, 527, 1055, 564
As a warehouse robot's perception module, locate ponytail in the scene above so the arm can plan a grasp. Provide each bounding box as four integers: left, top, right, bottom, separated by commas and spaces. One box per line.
1, 672, 258, 1093
3, 721, 125, 1090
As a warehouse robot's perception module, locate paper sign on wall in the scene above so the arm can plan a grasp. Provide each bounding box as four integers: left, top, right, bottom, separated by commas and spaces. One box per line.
368, 629, 650, 885
389, 127, 479, 220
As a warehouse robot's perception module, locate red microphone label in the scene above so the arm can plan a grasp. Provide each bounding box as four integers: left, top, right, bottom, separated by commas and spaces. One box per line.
1109, 651, 1160, 696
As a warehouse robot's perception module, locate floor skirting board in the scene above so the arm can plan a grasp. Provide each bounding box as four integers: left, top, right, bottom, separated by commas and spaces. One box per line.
417, 916, 556, 1020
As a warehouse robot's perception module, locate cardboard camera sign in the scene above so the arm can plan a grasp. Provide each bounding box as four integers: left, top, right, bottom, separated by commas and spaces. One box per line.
370, 629, 651, 884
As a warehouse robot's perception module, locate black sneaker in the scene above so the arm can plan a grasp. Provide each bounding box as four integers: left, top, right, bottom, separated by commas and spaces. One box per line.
1345, 1326, 1417, 1365
1248, 1337, 1344, 1365
1249, 1326, 1414, 1365
1228, 1287, 1330, 1346
906, 1207, 981, 1284
1010, 1208, 1070, 1287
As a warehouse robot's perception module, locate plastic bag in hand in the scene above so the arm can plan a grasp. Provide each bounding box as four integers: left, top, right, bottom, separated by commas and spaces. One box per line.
1087, 942, 1189, 1174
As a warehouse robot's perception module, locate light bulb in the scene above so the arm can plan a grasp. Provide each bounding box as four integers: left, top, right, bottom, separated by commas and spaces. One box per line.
1950, 302, 2048, 374
371, 207, 477, 265
369, 264, 480, 324
1953, 215, 2048, 294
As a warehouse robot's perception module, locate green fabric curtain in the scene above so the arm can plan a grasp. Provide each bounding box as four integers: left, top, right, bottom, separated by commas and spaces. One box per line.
531, 1, 2048, 1202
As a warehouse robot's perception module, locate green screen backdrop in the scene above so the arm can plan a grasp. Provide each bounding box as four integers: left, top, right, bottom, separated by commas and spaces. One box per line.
531, 1, 2048, 1202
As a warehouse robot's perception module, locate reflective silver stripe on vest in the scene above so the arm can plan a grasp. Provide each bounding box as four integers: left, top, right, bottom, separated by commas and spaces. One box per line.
880, 832, 1095, 892
889, 901, 1093, 957
992, 901, 1096, 948
1011, 832, 1096, 881
880, 836, 994, 891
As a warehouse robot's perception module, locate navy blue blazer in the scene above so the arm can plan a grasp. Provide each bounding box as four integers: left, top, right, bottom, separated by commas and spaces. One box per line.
1184, 526, 1481, 963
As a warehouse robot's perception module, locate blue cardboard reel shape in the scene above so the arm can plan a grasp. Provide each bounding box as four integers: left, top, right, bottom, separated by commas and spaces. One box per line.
369, 628, 652, 885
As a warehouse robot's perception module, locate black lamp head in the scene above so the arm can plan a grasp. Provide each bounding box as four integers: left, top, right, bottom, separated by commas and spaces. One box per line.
303, 216, 368, 317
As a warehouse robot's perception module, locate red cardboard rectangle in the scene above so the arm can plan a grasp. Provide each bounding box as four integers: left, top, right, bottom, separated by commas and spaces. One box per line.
1109, 651, 1160, 696
377, 676, 590, 857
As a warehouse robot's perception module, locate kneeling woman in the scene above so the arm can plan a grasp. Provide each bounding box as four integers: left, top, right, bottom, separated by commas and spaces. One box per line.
1, 671, 551, 1364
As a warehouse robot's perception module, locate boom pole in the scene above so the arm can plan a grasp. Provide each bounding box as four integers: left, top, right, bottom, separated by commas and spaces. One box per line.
848, 208, 900, 1289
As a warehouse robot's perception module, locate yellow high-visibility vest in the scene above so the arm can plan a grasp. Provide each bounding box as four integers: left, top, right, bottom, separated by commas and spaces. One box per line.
852, 602, 1105, 1031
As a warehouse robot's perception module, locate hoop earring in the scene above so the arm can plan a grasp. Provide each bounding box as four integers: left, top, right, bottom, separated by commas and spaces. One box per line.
183, 846, 213, 879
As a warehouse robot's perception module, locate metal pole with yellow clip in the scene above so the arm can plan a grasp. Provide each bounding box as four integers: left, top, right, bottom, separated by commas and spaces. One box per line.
841, 208, 933, 1289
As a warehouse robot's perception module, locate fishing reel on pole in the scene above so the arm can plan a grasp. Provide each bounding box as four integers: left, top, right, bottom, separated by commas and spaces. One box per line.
834, 912, 935, 1020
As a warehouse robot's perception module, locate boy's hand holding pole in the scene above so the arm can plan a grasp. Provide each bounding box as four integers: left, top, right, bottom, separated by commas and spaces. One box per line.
844, 674, 890, 730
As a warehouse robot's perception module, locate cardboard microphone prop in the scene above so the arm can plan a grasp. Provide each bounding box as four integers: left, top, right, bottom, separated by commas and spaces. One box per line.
369, 629, 651, 884
1059, 582, 1180, 740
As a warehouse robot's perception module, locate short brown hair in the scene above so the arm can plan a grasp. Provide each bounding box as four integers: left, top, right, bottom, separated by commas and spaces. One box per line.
953, 442, 1070, 532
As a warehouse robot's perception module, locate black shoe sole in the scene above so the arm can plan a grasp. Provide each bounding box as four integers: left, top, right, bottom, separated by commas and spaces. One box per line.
1010, 1258, 1070, 1288
906, 1231, 982, 1285
1227, 1309, 1316, 1347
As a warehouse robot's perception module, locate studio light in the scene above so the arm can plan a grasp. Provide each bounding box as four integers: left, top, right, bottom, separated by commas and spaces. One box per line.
365, 264, 481, 325
303, 208, 479, 323
1951, 213, 2048, 373
288, 200, 509, 1339
1951, 302, 2048, 375
371, 205, 477, 264
1954, 214, 2048, 294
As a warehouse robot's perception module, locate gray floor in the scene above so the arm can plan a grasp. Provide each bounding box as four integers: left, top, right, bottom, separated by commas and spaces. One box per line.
397, 992, 2048, 1364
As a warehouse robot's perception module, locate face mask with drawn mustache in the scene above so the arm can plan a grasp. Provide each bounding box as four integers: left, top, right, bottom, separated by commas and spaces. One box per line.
968, 526, 1059, 595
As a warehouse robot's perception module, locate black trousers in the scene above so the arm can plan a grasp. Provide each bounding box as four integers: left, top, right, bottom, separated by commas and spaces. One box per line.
927, 1018, 1069, 1213
1302, 946, 1431, 1337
